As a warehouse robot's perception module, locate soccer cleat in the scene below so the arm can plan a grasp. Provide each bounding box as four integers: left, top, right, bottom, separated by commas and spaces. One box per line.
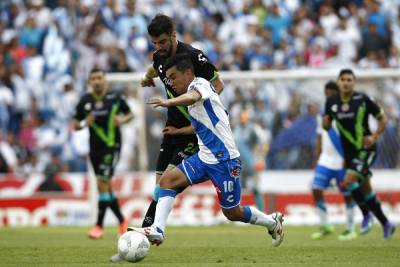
311, 224, 334, 240
88, 225, 104, 239
127, 225, 164, 246
338, 229, 357, 241
360, 212, 373, 235
118, 220, 129, 236
383, 222, 396, 240
110, 253, 124, 263
268, 212, 284, 247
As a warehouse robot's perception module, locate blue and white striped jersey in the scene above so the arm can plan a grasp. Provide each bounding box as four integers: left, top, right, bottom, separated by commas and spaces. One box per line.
187, 77, 240, 164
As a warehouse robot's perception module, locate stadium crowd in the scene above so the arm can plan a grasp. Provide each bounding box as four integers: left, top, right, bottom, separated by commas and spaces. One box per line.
0, 0, 399, 174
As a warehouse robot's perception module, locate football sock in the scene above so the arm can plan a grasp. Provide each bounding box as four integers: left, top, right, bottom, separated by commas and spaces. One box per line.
96, 192, 111, 227
142, 184, 160, 227
316, 200, 328, 226
243, 206, 275, 230
345, 201, 356, 231
142, 200, 157, 227
153, 188, 177, 232
365, 192, 388, 226
357, 201, 370, 217
109, 194, 124, 223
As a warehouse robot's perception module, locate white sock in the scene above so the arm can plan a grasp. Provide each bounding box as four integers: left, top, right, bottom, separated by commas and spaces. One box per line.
248, 206, 276, 230
345, 204, 355, 231
153, 196, 175, 232
318, 208, 328, 226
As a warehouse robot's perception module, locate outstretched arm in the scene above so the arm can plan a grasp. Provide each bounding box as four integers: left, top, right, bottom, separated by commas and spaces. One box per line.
140, 66, 158, 87
147, 90, 202, 108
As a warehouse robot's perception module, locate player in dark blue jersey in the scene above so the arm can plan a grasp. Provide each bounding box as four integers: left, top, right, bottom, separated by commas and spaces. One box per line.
140, 14, 224, 228
72, 68, 134, 239
324, 69, 395, 240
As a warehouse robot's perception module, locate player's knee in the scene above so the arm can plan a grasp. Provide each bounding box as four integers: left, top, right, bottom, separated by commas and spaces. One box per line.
222, 208, 241, 222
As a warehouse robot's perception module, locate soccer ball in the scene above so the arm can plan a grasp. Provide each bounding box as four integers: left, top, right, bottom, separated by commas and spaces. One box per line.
118, 231, 150, 262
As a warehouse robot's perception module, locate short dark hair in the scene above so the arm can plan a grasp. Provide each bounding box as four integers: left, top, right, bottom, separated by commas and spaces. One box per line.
338, 69, 356, 79
148, 14, 175, 36
324, 81, 339, 92
89, 67, 104, 77
165, 53, 194, 73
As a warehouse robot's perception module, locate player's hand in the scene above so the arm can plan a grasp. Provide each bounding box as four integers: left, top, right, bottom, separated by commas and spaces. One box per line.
141, 76, 155, 87
85, 112, 95, 126
363, 134, 377, 149
147, 98, 169, 108
114, 115, 124, 127
162, 126, 180, 135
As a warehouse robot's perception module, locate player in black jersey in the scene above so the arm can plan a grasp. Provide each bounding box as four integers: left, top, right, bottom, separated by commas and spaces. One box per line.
140, 14, 224, 227
324, 69, 395, 240
72, 68, 134, 239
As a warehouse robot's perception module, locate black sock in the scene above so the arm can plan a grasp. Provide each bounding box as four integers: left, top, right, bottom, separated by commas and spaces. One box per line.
366, 195, 388, 226
358, 201, 370, 217
109, 198, 124, 223
350, 186, 367, 208
96, 201, 108, 227
142, 200, 157, 227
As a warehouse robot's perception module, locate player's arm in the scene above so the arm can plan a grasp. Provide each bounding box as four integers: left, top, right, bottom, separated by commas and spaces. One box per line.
210, 75, 224, 94
147, 90, 201, 107
140, 65, 158, 87
364, 98, 387, 148
114, 112, 134, 126
163, 125, 195, 135
322, 98, 333, 130
72, 112, 95, 130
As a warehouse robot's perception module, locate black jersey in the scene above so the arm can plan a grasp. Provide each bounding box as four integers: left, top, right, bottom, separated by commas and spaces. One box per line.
73, 92, 131, 153
325, 91, 384, 153
153, 41, 219, 145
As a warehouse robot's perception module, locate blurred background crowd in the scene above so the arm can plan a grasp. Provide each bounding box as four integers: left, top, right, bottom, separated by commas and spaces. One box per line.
0, 0, 399, 175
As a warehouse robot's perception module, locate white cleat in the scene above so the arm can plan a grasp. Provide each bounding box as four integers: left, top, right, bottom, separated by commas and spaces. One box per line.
109, 253, 124, 263
268, 212, 284, 247
127, 226, 164, 246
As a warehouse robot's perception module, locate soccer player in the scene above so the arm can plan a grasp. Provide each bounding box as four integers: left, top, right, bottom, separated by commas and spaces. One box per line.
131, 53, 284, 248
72, 68, 134, 239
140, 14, 224, 228
324, 69, 396, 240
311, 81, 369, 241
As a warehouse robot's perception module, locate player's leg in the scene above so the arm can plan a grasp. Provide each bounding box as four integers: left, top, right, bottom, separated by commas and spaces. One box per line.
210, 158, 284, 247
361, 178, 395, 239
334, 169, 357, 241
130, 154, 205, 245
310, 165, 334, 239
87, 154, 110, 239
104, 151, 126, 234
142, 143, 173, 227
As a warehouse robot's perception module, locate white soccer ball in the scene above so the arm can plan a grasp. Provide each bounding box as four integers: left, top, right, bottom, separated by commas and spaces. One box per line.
118, 231, 150, 262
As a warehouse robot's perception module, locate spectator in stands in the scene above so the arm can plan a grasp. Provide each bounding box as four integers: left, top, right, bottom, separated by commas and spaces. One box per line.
38, 148, 65, 192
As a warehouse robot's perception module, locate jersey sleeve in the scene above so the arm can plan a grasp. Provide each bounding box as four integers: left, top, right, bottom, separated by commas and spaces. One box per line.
365, 94, 384, 118
190, 49, 219, 82
73, 98, 86, 121
188, 79, 213, 100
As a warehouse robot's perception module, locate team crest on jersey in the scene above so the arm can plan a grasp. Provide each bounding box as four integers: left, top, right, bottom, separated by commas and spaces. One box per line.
331, 104, 338, 112
84, 102, 92, 111
341, 103, 349, 111
158, 65, 163, 73
95, 101, 103, 109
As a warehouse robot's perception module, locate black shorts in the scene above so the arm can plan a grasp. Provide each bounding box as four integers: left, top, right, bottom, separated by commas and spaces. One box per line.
155, 141, 198, 175
345, 149, 377, 182
89, 150, 120, 181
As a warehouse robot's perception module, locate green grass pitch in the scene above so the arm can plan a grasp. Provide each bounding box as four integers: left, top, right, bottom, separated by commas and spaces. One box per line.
0, 225, 398, 266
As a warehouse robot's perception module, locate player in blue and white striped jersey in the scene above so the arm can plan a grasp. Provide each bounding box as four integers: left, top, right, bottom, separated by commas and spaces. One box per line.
129, 53, 284, 247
